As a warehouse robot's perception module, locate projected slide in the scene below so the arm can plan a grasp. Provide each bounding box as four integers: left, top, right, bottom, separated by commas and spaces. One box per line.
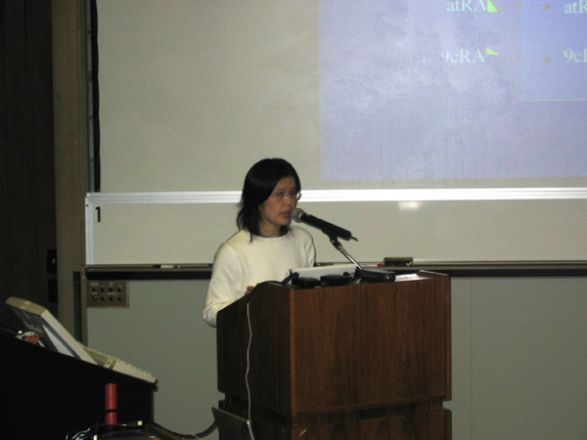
320, 1, 587, 183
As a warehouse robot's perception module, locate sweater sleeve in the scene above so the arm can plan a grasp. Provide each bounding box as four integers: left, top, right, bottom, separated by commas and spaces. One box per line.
202, 243, 244, 327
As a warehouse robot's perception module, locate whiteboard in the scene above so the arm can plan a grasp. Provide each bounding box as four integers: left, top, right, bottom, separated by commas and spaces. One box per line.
91, 2, 587, 265
85, 189, 587, 265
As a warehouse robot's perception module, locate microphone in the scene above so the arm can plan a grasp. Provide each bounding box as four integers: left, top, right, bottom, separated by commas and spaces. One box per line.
292, 208, 357, 241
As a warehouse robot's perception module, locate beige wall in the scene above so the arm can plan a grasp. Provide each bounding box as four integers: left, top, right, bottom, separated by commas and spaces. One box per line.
87, 276, 587, 440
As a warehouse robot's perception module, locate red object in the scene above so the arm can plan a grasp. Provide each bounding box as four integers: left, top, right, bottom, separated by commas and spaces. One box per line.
104, 383, 118, 426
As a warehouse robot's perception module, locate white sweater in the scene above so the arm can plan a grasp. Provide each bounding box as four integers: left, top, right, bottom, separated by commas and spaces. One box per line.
202, 226, 315, 327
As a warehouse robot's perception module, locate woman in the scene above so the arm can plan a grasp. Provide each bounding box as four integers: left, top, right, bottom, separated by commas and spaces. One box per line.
203, 158, 316, 327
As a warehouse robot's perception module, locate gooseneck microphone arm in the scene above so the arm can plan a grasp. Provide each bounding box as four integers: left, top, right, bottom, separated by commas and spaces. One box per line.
330, 234, 396, 282
328, 235, 364, 271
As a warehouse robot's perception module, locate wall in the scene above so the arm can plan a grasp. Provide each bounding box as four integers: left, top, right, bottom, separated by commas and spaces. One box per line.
87, 280, 219, 437
86, 276, 587, 440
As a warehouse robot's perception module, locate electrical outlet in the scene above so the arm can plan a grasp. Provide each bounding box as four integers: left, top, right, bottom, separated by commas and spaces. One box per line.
87, 280, 129, 307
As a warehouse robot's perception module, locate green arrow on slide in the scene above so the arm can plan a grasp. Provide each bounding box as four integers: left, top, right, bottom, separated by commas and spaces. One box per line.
485, 48, 500, 56
487, 0, 498, 12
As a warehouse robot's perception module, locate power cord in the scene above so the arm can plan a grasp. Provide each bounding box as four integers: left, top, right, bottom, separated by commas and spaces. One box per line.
65, 409, 217, 440
245, 302, 256, 440
191, 420, 217, 439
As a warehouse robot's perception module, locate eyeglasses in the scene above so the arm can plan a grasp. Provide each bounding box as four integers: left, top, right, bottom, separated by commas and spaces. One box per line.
271, 190, 301, 201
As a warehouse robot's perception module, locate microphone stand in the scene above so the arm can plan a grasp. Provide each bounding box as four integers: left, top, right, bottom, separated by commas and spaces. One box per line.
328, 235, 395, 282
328, 235, 364, 271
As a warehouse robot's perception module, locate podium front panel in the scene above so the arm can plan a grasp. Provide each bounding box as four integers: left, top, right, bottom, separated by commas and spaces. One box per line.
217, 272, 451, 418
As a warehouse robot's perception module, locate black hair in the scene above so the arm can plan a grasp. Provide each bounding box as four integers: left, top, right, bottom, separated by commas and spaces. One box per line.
237, 158, 301, 236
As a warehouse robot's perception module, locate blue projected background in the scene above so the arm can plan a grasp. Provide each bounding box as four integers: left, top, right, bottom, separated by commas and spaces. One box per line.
320, 1, 587, 183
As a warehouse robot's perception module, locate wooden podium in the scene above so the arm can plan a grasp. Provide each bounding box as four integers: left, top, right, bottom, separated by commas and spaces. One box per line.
216, 271, 451, 440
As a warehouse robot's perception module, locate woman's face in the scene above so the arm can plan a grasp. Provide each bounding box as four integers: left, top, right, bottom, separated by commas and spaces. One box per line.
258, 176, 298, 237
